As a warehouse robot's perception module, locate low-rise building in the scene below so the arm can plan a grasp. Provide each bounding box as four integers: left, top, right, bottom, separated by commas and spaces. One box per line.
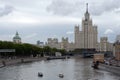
46, 38, 61, 49
46, 37, 75, 51
67, 42, 75, 51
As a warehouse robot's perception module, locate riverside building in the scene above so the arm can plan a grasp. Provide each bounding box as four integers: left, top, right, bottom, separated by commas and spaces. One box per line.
45, 4, 113, 55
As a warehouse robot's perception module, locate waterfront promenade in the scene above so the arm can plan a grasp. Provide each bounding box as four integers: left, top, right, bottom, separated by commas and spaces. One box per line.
0, 57, 46, 67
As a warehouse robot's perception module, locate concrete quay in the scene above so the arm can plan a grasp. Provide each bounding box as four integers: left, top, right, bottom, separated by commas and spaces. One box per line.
99, 63, 120, 76
0, 57, 46, 68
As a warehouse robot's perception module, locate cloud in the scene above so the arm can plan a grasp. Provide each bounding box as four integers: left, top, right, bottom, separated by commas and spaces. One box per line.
0, 5, 14, 17
24, 33, 37, 39
104, 29, 114, 35
46, 0, 120, 16
90, 0, 120, 15
66, 31, 74, 35
0, 34, 14, 41
115, 9, 120, 13
46, 0, 82, 16
0, 0, 119, 43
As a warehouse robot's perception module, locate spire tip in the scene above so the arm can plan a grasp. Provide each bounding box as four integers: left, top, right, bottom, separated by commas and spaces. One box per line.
86, 3, 88, 12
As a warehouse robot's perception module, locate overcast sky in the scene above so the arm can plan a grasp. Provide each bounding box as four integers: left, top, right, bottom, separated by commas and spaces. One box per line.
0, 0, 120, 44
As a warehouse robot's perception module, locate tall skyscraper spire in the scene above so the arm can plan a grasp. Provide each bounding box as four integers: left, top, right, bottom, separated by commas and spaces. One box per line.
85, 3, 89, 20
16, 31, 19, 36
86, 3, 88, 13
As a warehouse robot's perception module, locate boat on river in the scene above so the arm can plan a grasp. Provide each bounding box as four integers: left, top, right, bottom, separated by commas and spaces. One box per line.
59, 74, 64, 78
38, 72, 43, 77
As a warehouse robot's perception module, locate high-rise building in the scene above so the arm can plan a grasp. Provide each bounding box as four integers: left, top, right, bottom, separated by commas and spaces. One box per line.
75, 3, 98, 50
45, 4, 113, 53
13, 31, 21, 43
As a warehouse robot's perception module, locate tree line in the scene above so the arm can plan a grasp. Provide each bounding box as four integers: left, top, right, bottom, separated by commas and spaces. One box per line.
0, 41, 66, 58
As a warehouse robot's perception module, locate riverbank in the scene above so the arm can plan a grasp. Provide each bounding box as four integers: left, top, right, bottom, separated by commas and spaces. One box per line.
99, 63, 120, 76
0, 57, 46, 68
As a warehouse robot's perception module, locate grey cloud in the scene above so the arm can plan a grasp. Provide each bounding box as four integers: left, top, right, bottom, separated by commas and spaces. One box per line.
115, 9, 120, 13
90, 0, 120, 15
0, 5, 14, 17
47, 0, 83, 16
46, 0, 120, 16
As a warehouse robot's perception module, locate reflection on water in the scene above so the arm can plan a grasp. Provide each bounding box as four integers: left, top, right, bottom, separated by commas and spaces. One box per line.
0, 58, 120, 80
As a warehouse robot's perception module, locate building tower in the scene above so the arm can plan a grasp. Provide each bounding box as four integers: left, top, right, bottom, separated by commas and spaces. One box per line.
74, 3, 98, 50
13, 31, 21, 43
75, 25, 80, 48
46, 38, 61, 49
61, 37, 69, 51
100, 37, 108, 52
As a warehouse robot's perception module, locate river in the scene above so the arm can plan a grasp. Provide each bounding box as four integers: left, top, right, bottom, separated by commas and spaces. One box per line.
0, 58, 120, 80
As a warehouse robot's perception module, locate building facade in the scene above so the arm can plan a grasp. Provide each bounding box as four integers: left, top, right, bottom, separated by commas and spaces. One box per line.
116, 35, 120, 42
61, 37, 69, 50
46, 38, 61, 49
100, 37, 108, 52
45, 4, 113, 53
46, 37, 75, 51
13, 31, 21, 43
98, 37, 113, 52
36, 40, 44, 48
113, 35, 120, 60
113, 41, 120, 60
75, 3, 98, 50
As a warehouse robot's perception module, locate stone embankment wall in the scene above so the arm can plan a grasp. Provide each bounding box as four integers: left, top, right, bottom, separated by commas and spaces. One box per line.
100, 64, 120, 75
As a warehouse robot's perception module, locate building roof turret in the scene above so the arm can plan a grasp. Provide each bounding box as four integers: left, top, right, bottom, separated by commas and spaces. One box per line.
13, 31, 21, 40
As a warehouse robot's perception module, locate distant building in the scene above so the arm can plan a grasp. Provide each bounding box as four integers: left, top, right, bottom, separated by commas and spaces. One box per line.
46, 38, 61, 49
74, 3, 98, 50
46, 4, 98, 52
100, 37, 108, 52
113, 35, 120, 60
61, 37, 69, 50
37, 40, 44, 47
116, 35, 120, 42
67, 42, 75, 51
45, 4, 114, 53
113, 41, 120, 60
46, 37, 75, 51
98, 37, 113, 52
13, 31, 21, 43
61, 37, 75, 51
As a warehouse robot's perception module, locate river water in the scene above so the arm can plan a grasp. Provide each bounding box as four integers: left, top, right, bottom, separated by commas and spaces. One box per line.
0, 58, 120, 80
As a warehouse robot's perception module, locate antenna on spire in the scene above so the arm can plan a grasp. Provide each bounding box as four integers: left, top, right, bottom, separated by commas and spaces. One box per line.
16, 31, 19, 35
86, 3, 88, 13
